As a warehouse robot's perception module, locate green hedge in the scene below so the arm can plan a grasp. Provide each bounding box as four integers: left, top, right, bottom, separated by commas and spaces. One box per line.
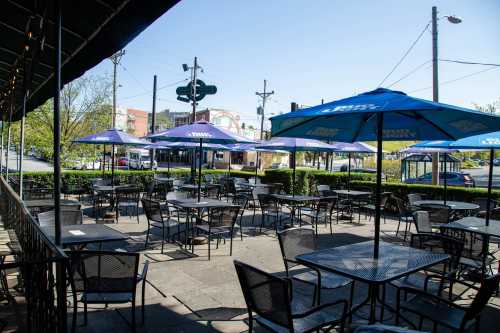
19, 168, 261, 192
350, 180, 500, 201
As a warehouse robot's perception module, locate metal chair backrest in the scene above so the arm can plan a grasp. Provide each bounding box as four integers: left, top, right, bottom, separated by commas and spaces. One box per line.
394, 196, 410, 215
234, 260, 293, 329
472, 197, 497, 211
410, 233, 464, 271
116, 186, 140, 203
204, 185, 220, 199
69, 251, 139, 294
268, 183, 283, 195
37, 209, 83, 227
252, 185, 270, 200
464, 274, 500, 322
418, 203, 450, 225
407, 193, 423, 206
209, 206, 240, 228
316, 184, 330, 193
257, 193, 278, 211
233, 194, 249, 210
141, 198, 164, 223
277, 227, 316, 271
166, 191, 188, 201
412, 211, 433, 233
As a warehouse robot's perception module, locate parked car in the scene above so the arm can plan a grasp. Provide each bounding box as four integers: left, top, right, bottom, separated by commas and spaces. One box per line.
493, 158, 500, 166
118, 157, 129, 167
128, 149, 157, 170
270, 162, 287, 169
405, 171, 475, 187
68, 158, 101, 170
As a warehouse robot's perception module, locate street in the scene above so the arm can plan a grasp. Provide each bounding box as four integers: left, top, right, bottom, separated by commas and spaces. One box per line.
0, 150, 53, 172
463, 166, 500, 188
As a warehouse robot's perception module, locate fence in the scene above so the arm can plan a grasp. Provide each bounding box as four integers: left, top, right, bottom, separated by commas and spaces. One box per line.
0, 176, 67, 332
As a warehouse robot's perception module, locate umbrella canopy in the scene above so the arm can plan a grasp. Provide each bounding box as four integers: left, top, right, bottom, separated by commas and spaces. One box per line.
330, 142, 378, 190
74, 129, 150, 184
149, 120, 255, 144
257, 137, 337, 195
449, 132, 500, 225
331, 142, 378, 153
256, 137, 337, 152
148, 121, 254, 201
74, 128, 150, 146
271, 88, 500, 258
145, 141, 228, 150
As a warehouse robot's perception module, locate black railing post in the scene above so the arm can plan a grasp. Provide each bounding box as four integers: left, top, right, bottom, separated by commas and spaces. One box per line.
374, 113, 383, 259
53, 0, 62, 246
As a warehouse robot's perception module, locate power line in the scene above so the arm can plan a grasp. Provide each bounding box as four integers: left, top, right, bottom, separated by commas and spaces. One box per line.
439, 59, 500, 67
118, 78, 188, 102
118, 63, 149, 93
377, 22, 431, 87
409, 66, 498, 93
386, 60, 432, 88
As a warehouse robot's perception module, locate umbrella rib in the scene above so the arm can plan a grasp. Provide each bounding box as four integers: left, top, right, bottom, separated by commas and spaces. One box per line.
272, 116, 323, 138
394, 111, 457, 141
352, 113, 376, 142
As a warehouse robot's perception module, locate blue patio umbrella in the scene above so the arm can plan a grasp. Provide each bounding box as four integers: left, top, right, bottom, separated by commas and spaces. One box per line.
74, 128, 150, 184
148, 121, 255, 201
256, 137, 338, 195
410, 141, 463, 204
271, 88, 500, 258
448, 132, 500, 225
330, 142, 378, 189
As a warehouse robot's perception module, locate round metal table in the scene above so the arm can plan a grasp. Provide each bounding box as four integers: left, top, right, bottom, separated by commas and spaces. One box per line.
414, 200, 479, 211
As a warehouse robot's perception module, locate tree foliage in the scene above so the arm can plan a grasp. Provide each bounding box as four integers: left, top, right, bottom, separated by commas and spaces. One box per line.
10, 74, 112, 164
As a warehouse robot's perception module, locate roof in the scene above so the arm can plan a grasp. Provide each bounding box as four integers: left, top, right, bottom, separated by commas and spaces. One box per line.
0, 0, 180, 121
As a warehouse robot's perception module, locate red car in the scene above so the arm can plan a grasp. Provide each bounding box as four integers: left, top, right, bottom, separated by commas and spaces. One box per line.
118, 157, 129, 166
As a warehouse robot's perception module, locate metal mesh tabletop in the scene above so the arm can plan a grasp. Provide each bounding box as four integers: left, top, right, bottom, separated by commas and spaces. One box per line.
414, 200, 479, 211
297, 241, 449, 283
441, 217, 500, 237
24, 199, 80, 208
167, 198, 234, 209
94, 185, 130, 192
42, 224, 129, 247
334, 190, 371, 197
271, 194, 320, 202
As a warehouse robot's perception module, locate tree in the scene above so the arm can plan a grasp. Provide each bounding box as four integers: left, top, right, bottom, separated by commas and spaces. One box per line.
11, 74, 112, 165
474, 101, 499, 115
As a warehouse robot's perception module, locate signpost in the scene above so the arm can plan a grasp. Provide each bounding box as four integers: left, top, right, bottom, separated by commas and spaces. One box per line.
176, 79, 217, 103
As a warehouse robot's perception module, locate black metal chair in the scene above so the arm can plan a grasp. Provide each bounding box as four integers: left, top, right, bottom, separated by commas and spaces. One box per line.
37, 209, 83, 227
68, 251, 148, 333
277, 227, 353, 305
234, 260, 348, 333
418, 203, 451, 226
257, 193, 282, 233
394, 196, 414, 241
142, 198, 178, 253
362, 192, 391, 224
195, 205, 240, 260
473, 197, 497, 218
396, 273, 500, 333
233, 194, 252, 237
299, 197, 336, 234
115, 186, 141, 223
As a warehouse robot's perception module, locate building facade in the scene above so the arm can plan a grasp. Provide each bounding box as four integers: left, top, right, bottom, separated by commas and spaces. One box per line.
115, 107, 149, 137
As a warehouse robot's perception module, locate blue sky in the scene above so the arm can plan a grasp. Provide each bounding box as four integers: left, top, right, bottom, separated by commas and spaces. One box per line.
89, 0, 500, 130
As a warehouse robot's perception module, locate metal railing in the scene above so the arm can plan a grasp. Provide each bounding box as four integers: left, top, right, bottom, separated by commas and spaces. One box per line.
0, 176, 67, 333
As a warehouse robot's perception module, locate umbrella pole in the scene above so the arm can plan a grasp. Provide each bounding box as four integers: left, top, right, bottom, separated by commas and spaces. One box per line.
348, 152, 351, 190
486, 148, 494, 226
198, 139, 202, 202
111, 144, 115, 185
167, 150, 170, 176
374, 113, 384, 259
443, 153, 447, 205
292, 151, 296, 197
102, 145, 105, 177
255, 152, 258, 184
228, 152, 231, 176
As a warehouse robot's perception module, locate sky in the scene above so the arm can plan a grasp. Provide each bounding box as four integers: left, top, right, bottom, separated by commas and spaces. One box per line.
88, 0, 500, 131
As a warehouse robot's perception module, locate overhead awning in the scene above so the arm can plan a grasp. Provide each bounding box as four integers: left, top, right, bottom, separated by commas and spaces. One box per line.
0, 0, 180, 121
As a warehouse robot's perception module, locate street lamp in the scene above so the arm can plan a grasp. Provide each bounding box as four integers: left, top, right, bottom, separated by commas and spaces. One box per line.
431, 7, 462, 185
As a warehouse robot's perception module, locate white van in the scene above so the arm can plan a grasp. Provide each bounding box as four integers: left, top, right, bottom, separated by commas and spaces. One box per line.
128, 149, 157, 170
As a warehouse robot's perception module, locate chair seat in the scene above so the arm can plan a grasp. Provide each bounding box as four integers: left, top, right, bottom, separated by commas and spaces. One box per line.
196, 225, 231, 235
293, 269, 351, 289
400, 295, 472, 331
118, 202, 138, 207
82, 292, 134, 303
256, 294, 345, 333
390, 273, 442, 292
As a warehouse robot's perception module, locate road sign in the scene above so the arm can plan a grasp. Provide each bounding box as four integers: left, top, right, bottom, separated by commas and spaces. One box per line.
176, 79, 217, 103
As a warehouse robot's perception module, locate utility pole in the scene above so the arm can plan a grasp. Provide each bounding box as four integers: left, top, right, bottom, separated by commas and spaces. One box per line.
431, 6, 439, 186
109, 49, 125, 184
150, 75, 157, 168
255, 80, 274, 140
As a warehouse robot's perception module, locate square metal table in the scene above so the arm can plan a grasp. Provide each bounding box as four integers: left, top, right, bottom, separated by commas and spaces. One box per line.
334, 190, 372, 223
166, 198, 236, 252
42, 224, 129, 248
296, 240, 449, 323
441, 217, 500, 277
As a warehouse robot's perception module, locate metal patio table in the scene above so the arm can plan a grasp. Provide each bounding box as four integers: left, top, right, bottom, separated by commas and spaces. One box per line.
41, 224, 129, 248
166, 198, 235, 253
334, 190, 372, 223
441, 216, 500, 277
413, 200, 479, 212
296, 240, 449, 323
94, 184, 131, 210
270, 194, 320, 226
24, 199, 80, 210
